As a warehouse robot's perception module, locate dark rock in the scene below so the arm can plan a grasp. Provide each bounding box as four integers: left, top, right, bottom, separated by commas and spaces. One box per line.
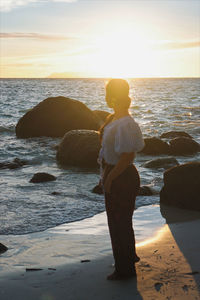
92, 183, 103, 194
169, 137, 200, 155
0, 243, 8, 254
0, 162, 18, 169
138, 186, 154, 196
51, 191, 61, 196
92, 183, 156, 196
16, 96, 100, 138
56, 130, 101, 168
160, 162, 200, 211
81, 260, 91, 263
0, 158, 28, 170
26, 268, 43, 272
30, 172, 56, 183
160, 131, 192, 139
142, 157, 179, 169
93, 110, 110, 124
154, 282, 163, 292
140, 137, 170, 155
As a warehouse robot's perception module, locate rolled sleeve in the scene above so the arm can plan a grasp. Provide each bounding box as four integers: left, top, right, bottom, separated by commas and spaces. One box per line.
114, 120, 144, 154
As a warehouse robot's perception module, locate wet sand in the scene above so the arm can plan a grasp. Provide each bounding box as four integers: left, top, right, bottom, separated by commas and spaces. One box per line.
0, 204, 200, 300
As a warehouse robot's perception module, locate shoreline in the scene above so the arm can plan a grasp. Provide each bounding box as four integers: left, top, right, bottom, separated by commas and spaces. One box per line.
0, 204, 200, 299
0, 205, 165, 274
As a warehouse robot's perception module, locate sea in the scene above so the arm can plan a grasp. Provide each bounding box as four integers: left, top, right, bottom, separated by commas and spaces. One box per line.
0, 78, 200, 235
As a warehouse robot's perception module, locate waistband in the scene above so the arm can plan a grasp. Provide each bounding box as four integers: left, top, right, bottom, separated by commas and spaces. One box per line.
103, 160, 134, 169
102, 159, 115, 169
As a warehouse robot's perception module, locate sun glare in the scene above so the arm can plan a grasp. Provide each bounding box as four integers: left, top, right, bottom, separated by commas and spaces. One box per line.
89, 31, 158, 78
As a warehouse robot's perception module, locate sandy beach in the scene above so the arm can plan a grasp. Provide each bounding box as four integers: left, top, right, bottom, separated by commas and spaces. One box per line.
0, 204, 200, 300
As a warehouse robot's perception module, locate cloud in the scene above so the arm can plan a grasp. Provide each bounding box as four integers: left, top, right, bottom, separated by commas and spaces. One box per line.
157, 40, 200, 51
0, 32, 74, 41
2, 63, 51, 67
0, 0, 77, 12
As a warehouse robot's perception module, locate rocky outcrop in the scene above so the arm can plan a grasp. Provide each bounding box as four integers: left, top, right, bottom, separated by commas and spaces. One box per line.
16, 96, 100, 138
56, 130, 101, 168
160, 162, 200, 211
160, 131, 192, 139
0, 158, 28, 170
142, 157, 179, 169
140, 137, 170, 155
30, 172, 56, 183
93, 110, 110, 124
169, 137, 200, 155
0, 243, 8, 254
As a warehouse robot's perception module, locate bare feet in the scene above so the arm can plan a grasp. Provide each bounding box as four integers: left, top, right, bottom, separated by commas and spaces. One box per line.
134, 254, 140, 263
107, 270, 136, 281
111, 255, 140, 268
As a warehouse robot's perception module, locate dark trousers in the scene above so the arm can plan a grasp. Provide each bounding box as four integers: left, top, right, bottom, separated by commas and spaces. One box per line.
103, 164, 140, 276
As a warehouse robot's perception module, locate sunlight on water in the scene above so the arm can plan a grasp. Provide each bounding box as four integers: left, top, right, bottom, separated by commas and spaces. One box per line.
0, 78, 199, 235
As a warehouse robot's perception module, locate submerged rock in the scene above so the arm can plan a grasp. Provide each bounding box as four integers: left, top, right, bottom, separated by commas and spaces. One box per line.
56, 129, 101, 168
140, 137, 170, 155
92, 183, 103, 194
142, 157, 179, 169
30, 172, 56, 183
16, 96, 100, 138
169, 137, 200, 155
138, 186, 155, 196
160, 162, 200, 211
160, 131, 192, 139
0, 243, 8, 254
0, 158, 28, 170
51, 191, 61, 196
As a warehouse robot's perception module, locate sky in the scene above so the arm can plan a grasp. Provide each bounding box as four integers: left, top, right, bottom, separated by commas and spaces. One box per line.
0, 0, 200, 78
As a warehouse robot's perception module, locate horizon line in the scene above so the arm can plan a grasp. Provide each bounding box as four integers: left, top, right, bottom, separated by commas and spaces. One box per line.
0, 76, 200, 79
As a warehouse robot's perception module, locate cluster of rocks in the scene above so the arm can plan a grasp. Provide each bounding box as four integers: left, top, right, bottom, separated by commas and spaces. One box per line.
0, 158, 28, 170
15, 97, 200, 166
15, 97, 200, 212
141, 135, 200, 156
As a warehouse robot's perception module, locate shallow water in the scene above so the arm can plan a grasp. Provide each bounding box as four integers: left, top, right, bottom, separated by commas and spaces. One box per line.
0, 78, 199, 235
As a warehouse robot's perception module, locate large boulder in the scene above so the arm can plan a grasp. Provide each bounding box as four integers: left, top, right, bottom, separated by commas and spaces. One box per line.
160, 131, 192, 139
142, 157, 179, 169
56, 130, 101, 168
140, 137, 170, 155
16, 96, 100, 138
169, 137, 200, 155
160, 162, 200, 211
93, 110, 110, 124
